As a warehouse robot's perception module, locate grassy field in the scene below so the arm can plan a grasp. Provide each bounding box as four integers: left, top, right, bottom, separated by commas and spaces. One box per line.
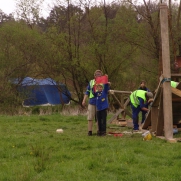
0, 113, 181, 181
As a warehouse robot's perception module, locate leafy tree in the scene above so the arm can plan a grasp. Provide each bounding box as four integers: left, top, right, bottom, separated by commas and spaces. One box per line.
15, 0, 44, 28
38, 2, 88, 105
0, 21, 49, 109
0, 10, 15, 25
81, 2, 152, 90
2, 0, 180, 112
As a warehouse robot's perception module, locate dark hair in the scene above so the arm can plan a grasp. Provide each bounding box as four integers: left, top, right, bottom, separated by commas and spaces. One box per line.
140, 80, 146, 84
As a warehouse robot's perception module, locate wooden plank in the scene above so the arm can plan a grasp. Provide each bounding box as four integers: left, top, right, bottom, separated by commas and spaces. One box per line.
123, 109, 132, 118
156, 90, 164, 136
150, 85, 163, 132
151, 107, 159, 132
109, 90, 132, 94
120, 95, 126, 119
111, 94, 132, 118
142, 109, 151, 129
171, 74, 181, 77
142, 76, 163, 129
171, 87, 181, 97
152, 77, 163, 107
112, 94, 123, 109
123, 97, 132, 119
124, 97, 130, 107
108, 109, 124, 124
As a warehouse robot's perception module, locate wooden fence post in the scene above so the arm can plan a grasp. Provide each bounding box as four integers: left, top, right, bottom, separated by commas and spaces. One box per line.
160, 3, 173, 140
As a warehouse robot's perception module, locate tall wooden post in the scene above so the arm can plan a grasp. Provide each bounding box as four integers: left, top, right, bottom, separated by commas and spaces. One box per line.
160, 3, 173, 140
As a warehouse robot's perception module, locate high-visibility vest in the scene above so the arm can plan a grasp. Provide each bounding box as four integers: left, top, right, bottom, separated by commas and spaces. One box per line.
171, 81, 178, 88
130, 90, 146, 108
88, 79, 95, 98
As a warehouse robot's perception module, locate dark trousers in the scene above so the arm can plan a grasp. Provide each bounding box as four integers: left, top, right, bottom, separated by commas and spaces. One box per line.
97, 109, 107, 134
141, 110, 147, 124
141, 104, 148, 124
131, 103, 141, 130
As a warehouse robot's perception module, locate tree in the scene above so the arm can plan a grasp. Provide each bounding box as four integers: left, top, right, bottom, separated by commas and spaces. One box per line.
0, 10, 15, 25
15, 0, 44, 28
38, 2, 88, 105
0, 21, 50, 110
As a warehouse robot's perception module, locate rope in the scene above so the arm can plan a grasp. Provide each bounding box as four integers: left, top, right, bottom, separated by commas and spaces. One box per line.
161, 78, 171, 84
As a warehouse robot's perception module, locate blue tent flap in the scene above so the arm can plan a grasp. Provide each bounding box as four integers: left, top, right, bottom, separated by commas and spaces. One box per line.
16, 77, 71, 106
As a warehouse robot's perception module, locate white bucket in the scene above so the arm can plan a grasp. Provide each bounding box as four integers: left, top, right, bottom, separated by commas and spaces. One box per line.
56, 129, 64, 133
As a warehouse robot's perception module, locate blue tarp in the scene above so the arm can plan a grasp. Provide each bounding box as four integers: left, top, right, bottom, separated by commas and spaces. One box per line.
15, 77, 71, 107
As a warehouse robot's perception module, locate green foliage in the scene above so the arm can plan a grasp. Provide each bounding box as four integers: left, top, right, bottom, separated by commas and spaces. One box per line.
31, 106, 40, 115
0, 114, 181, 181
0, 21, 51, 110
1, 0, 180, 110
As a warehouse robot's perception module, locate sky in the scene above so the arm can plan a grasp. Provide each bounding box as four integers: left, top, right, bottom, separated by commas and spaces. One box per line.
0, 0, 56, 17
1, 0, 179, 18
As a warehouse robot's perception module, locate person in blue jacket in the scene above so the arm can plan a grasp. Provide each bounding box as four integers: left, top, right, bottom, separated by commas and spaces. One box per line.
138, 80, 150, 124
82, 70, 103, 136
130, 90, 153, 131
93, 82, 110, 136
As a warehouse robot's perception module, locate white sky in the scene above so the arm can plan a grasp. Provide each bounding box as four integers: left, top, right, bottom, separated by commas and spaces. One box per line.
0, 0, 56, 17
0, 0, 16, 14
1, 0, 179, 18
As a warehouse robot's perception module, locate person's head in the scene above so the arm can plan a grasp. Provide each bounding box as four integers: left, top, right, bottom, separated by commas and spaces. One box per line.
140, 80, 146, 88
96, 84, 103, 91
94, 70, 103, 78
145, 92, 153, 100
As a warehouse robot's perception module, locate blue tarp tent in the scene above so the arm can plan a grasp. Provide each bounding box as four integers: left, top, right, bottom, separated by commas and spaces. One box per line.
15, 77, 71, 107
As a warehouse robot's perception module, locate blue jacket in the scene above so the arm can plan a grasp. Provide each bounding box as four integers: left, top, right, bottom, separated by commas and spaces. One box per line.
93, 84, 109, 111
138, 97, 148, 109
138, 87, 150, 92
138, 87, 149, 108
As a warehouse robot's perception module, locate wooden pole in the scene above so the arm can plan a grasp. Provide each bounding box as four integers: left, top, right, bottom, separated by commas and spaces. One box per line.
109, 90, 132, 94
160, 3, 173, 140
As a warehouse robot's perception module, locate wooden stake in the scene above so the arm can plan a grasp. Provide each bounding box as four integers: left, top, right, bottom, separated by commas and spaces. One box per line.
160, 3, 173, 139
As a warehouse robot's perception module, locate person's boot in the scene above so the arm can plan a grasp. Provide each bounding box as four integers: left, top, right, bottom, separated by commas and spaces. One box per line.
97, 131, 101, 136
88, 131, 92, 136
101, 131, 106, 136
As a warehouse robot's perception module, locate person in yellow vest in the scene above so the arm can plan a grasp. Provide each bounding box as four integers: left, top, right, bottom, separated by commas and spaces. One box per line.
82, 70, 103, 136
138, 80, 151, 124
130, 90, 153, 131
171, 81, 179, 88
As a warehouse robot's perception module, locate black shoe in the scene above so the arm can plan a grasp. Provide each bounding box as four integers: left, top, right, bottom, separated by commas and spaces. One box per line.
97, 131, 101, 136
101, 132, 106, 136
88, 131, 92, 136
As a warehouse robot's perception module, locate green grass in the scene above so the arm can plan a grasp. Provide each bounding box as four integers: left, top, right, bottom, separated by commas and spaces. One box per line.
0, 113, 181, 181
